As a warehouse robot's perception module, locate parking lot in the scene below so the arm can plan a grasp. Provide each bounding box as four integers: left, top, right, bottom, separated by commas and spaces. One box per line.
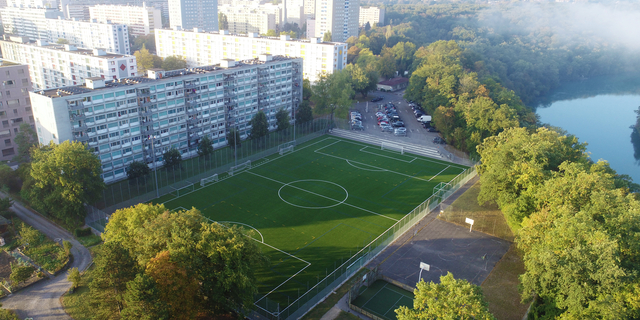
350, 90, 445, 149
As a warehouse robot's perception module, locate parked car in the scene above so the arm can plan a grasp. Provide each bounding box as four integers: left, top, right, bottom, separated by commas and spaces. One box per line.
433, 137, 446, 144
392, 120, 405, 127
394, 127, 407, 136
427, 127, 438, 132
352, 124, 365, 131
381, 124, 394, 132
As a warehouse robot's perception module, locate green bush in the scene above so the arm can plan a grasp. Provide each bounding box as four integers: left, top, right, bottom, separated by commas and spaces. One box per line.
74, 228, 92, 237
10, 265, 34, 284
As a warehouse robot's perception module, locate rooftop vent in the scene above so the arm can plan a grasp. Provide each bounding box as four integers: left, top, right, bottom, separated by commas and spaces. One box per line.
258, 54, 272, 62
85, 77, 105, 89
220, 59, 236, 68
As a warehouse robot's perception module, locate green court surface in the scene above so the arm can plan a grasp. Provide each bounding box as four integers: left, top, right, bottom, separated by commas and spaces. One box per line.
158, 136, 467, 314
352, 280, 415, 320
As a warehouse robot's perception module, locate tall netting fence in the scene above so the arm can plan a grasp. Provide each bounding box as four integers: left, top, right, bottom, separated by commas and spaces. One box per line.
251, 166, 478, 320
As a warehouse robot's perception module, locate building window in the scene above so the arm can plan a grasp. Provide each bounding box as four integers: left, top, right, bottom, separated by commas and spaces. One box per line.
22, 79, 28, 86
1, 148, 14, 157
4, 139, 10, 146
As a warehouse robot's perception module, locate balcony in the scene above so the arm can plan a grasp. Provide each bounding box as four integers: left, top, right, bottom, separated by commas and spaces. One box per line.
70, 113, 86, 121
69, 103, 84, 111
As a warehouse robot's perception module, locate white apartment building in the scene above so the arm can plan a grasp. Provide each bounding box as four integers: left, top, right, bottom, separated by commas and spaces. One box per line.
47, 18, 131, 54
218, 5, 276, 35
6, 0, 57, 8
155, 28, 347, 82
89, 4, 161, 36
315, 0, 358, 42
0, 35, 137, 90
359, 6, 383, 27
0, 7, 63, 40
304, 0, 314, 19
169, 0, 217, 31
61, 0, 169, 23
29, 55, 303, 182
283, 0, 304, 26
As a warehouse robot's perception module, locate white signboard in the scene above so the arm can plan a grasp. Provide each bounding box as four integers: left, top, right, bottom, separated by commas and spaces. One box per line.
465, 218, 474, 225
419, 262, 430, 271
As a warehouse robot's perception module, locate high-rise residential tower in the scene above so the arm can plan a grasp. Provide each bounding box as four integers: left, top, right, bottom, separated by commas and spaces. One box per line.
0, 61, 35, 162
314, 0, 358, 42
168, 0, 217, 31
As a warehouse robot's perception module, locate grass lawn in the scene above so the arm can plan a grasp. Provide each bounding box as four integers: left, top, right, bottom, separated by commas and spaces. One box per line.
61, 246, 99, 320
14, 219, 68, 273
335, 311, 362, 320
300, 268, 369, 320
76, 234, 102, 248
156, 136, 468, 317
438, 181, 514, 241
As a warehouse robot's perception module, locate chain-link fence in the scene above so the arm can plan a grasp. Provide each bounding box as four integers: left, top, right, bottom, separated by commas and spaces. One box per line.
252, 166, 478, 320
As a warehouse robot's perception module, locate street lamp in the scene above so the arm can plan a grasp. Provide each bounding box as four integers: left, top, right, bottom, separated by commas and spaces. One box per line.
148, 135, 160, 199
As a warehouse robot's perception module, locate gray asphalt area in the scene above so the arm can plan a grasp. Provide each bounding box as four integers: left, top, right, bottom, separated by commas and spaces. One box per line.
374, 217, 511, 288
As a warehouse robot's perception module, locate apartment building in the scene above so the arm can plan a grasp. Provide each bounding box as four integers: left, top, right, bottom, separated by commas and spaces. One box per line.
0, 7, 64, 40
0, 35, 137, 90
304, 0, 314, 19
6, 0, 57, 8
61, 0, 169, 23
315, 0, 358, 42
29, 55, 303, 182
168, 0, 217, 31
47, 18, 130, 54
0, 61, 34, 161
283, 0, 304, 26
89, 3, 161, 36
359, 6, 383, 27
155, 28, 346, 82
218, 5, 276, 35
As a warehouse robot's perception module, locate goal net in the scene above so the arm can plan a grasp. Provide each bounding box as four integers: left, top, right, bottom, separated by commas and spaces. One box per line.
169, 183, 195, 197
279, 145, 294, 155
381, 142, 404, 155
278, 140, 296, 152
229, 160, 251, 176
200, 173, 219, 187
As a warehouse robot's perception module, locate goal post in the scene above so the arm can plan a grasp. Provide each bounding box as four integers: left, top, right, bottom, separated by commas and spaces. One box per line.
169, 183, 195, 197
278, 140, 296, 152
200, 173, 219, 187
229, 160, 251, 176
279, 145, 294, 155
381, 142, 404, 155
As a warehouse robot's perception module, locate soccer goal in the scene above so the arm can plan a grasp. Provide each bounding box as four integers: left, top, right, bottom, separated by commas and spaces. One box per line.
229, 160, 251, 176
169, 183, 195, 197
278, 140, 296, 154
279, 145, 294, 155
381, 142, 404, 155
200, 173, 219, 187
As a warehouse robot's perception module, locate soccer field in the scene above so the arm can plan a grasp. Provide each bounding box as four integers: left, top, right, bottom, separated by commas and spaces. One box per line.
160, 136, 467, 315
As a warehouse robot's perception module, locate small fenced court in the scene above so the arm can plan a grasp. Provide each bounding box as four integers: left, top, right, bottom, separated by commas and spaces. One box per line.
86, 120, 478, 320
348, 268, 415, 320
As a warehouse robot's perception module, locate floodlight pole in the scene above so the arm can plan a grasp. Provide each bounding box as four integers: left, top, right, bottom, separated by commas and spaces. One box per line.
149, 135, 159, 199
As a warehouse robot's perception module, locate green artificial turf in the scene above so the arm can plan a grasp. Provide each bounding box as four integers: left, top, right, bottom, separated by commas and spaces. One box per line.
159, 136, 467, 315
352, 280, 415, 320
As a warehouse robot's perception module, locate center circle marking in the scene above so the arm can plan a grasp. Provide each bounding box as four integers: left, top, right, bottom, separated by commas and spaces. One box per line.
278, 179, 348, 209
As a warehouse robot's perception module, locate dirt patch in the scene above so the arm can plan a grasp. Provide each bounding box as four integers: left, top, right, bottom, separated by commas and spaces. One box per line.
0, 251, 17, 279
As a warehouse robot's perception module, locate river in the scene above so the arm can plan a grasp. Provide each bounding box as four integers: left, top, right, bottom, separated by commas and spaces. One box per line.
533, 74, 640, 183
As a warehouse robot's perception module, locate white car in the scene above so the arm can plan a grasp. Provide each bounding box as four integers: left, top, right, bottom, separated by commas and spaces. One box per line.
394, 127, 407, 136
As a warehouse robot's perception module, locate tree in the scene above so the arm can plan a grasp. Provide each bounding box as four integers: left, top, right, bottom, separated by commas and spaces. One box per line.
264, 29, 278, 37
130, 34, 156, 53
476, 127, 587, 230
146, 251, 199, 319
302, 78, 313, 101
226, 128, 241, 151
312, 71, 354, 129
161, 55, 186, 71
63, 240, 72, 255
0, 306, 19, 320
26, 141, 105, 226
10, 265, 34, 284
14, 123, 37, 164
197, 136, 214, 157
19, 224, 42, 247
297, 100, 313, 124
0, 198, 12, 216
162, 148, 181, 169
396, 273, 495, 320
126, 161, 151, 180
121, 273, 168, 320
323, 31, 332, 42
67, 267, 81, 289
345, 64, 378, 98
0, 164, 20, 193
275, 108, 290, 131
249, 110, 269, 142
56, 38, 69, 44
134, 44, 162, 73
90, 242, 139, 318
218, 13, 229, 30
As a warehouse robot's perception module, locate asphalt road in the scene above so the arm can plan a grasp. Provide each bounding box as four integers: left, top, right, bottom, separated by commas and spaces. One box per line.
0, 195, 92, 320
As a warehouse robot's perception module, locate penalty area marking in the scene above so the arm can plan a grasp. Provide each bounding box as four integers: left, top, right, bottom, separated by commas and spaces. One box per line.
170, 206, 188, 212
428, 165, 451, 181
345, 159, 387, 172
217, 221, 265, 243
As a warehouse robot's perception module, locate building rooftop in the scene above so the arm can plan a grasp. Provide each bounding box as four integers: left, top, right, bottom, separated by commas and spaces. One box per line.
35, 55, 300, 98
0, 36, 133, 58
0, 60, 21, 68
159, 28, 346, 46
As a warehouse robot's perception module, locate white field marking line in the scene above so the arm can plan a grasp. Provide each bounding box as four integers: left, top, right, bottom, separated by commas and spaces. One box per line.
335, 136, 467, 170
362, 282, 389, 309
314, 149, 432, 183
201, 216, 312, 305
359, 146, 418, 163
383, 294, 407, 316
170, 206, 188, 212
428, 165, 451, 181
345, 159, 386, 171
247, 171, 399, 222
216, 220, 265, 243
